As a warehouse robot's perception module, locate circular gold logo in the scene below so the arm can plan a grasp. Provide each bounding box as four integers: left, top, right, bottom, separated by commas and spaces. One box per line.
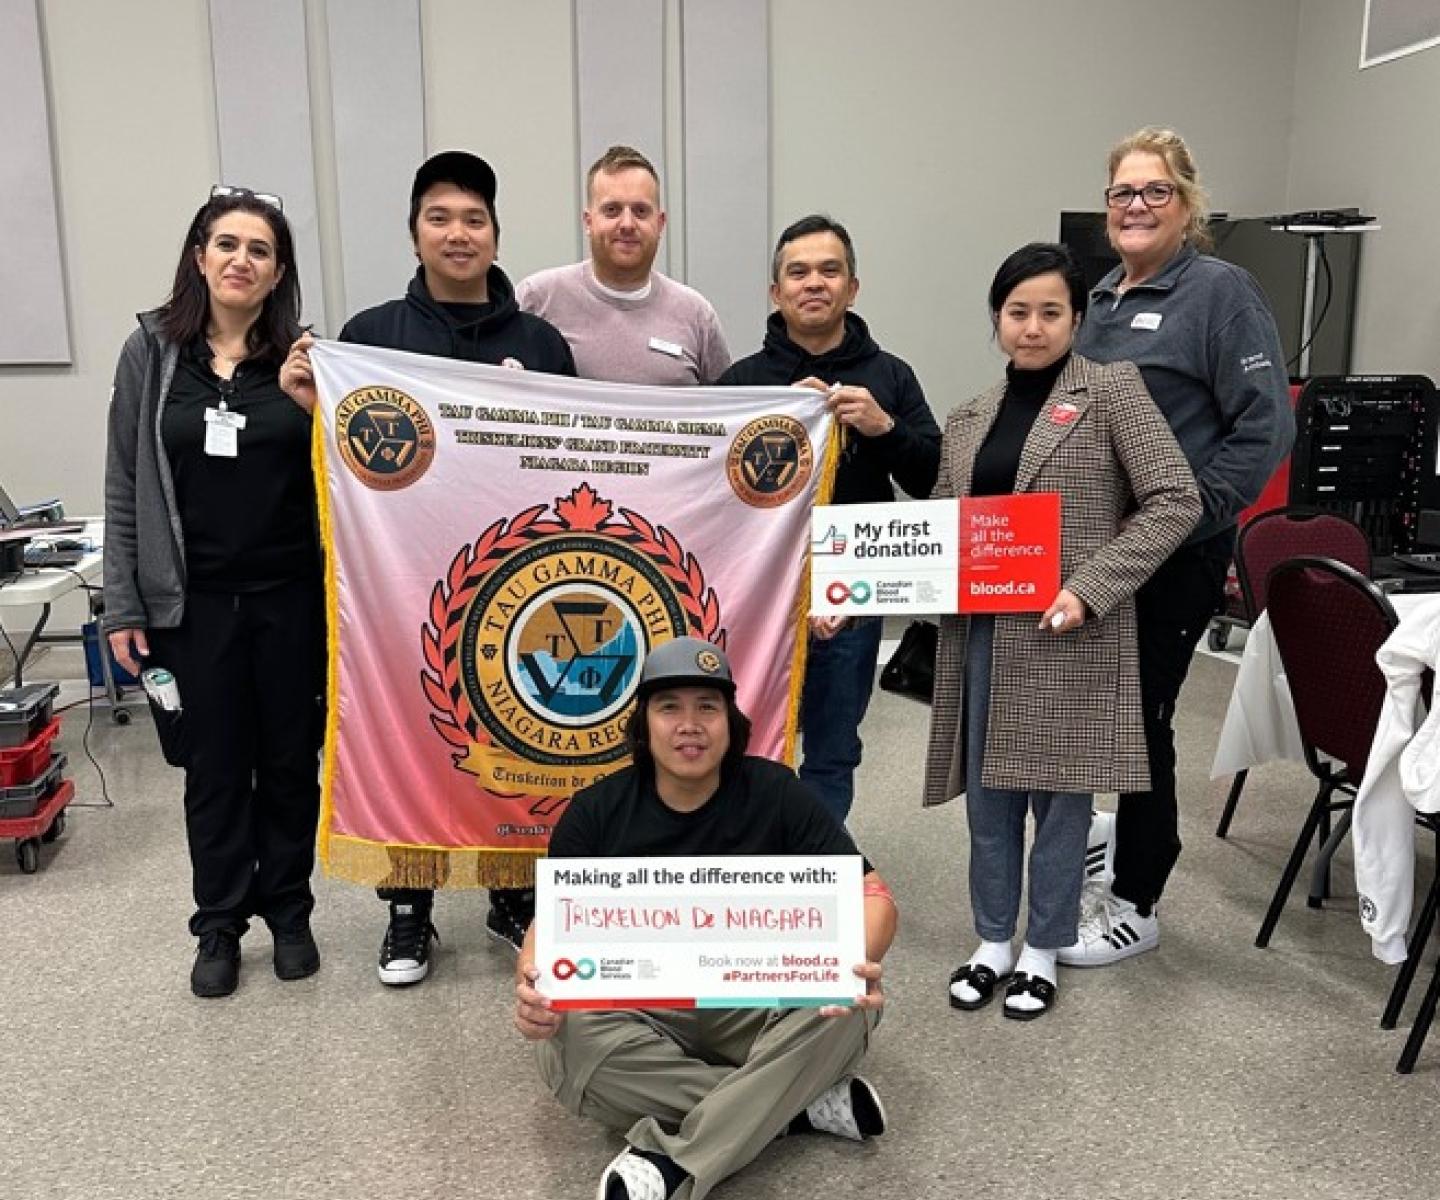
335, 386, 435, 490
459, 535, 690, 776
695, 650, 722, 674
727, 415, 813, 508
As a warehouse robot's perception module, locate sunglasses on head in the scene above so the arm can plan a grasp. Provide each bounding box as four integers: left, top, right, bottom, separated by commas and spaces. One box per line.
210, 184, 284, 212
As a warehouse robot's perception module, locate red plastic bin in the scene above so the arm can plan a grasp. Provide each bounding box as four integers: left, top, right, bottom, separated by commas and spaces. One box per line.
0, 717, 60, 788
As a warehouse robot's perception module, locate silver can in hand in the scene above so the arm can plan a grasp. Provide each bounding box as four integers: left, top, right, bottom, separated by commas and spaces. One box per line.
141, 667, 182, 713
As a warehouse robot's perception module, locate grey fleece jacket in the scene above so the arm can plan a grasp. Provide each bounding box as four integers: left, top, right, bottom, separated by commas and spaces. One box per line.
102, 311, 187, 633
1075, 243, 1295, 544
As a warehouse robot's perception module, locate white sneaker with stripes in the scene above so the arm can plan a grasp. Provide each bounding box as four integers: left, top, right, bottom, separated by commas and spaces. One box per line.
1085, 807, 1116, 884
1057, 891, 1158, 967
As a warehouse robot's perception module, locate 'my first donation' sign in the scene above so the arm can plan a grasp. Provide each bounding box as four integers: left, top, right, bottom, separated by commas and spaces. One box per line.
810, 495, 1060, 616
535, 855, 866, 1010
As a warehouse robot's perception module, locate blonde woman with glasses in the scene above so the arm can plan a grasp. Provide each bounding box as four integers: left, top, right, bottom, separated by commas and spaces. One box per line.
1063, 128, 1295, 969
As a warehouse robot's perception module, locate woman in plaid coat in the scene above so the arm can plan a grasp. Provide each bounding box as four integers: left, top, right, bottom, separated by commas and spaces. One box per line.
924, 243, 1200, 1020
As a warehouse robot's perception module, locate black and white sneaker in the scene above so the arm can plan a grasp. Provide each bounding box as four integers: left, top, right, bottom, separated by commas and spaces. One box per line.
1057, 892, 1158, 967
803, 1075, 887, 1141
596, 1149, 682, 1200
485, 887, 533, 954
484, 904, 527, 954
378, 902, 438, 986
1085, 808, 1116, 884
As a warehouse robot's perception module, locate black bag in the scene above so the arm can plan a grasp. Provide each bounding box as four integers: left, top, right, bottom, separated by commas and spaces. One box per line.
878, 620, 937, 703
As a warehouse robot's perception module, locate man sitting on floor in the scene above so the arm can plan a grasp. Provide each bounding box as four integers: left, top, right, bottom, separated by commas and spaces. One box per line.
514, 637, 896, 1200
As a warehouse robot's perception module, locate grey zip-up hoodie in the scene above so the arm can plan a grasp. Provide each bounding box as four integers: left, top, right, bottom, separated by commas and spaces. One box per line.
102, 311, 187, 632
1076, 243, 1295, 544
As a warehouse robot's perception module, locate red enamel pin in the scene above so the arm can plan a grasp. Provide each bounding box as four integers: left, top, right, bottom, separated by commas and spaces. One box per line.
1050, 401, 1080, 426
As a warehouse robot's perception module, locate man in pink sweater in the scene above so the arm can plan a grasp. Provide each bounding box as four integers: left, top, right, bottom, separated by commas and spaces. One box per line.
517, 145, 730, 385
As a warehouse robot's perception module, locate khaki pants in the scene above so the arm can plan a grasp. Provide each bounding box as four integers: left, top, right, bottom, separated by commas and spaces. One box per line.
536, 1006, 877, 1200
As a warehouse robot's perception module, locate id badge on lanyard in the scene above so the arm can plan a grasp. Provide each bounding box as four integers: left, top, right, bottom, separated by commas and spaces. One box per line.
204, 399, 247, 458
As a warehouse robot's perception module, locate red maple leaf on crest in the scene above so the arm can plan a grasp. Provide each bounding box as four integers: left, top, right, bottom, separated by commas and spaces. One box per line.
555, 483, 613, 531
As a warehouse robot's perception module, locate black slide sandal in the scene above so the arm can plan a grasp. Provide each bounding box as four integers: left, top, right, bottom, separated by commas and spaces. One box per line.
949, 962, 1007, 1011
1002, 971, 1057, 1021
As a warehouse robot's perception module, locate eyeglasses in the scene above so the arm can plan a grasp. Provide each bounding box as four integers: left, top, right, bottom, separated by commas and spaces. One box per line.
1103, 181, 1177, 210
210, 184, 284, 212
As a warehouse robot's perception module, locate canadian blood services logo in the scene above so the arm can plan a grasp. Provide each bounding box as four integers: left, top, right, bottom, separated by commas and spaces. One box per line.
422, 485, 727, 798
552, 957, 597, 981
826, 580, 873, 604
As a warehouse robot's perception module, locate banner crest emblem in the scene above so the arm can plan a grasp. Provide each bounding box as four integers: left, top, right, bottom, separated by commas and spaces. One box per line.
421, 484, 726, 797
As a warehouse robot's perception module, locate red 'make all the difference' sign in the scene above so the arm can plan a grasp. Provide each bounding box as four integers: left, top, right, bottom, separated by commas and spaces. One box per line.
958, 493, 1061, 613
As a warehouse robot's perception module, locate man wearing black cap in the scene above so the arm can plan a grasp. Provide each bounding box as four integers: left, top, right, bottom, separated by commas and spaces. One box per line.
514, 637, 896, 1200
281, 151, 575, 988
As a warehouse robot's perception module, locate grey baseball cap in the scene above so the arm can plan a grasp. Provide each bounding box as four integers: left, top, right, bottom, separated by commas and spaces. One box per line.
636, 637, 735, 699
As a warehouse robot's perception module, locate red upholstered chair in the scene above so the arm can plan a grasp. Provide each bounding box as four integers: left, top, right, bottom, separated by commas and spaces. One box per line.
1254, 556, 1397, 949
1215, 507, 1372, 838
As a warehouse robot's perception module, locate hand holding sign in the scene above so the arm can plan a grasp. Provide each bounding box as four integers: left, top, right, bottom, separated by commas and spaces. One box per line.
1038, 587, 1088, 634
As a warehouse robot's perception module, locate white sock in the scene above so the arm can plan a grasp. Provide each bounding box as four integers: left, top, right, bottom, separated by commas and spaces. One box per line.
1007, 944, 1058, 1013
950, 940, 1014, 1004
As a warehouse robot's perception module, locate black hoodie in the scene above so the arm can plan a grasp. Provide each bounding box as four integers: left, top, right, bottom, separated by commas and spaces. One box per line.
718, 311, 940, 504
339, 265, 576, 376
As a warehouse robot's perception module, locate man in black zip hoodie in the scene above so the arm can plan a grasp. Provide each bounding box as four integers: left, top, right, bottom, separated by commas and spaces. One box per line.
718, 215, 940, 826
282, 151, 574, 988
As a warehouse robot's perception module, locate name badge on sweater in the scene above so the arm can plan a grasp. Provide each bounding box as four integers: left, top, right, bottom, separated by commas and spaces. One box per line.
203, 404, 246, 458
648, 336, 684, 358
1131, 312, 1163, 331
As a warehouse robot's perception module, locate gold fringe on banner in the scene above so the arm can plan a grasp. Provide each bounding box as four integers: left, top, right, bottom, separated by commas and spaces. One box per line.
781, 417, 844, 766
312, 411, 543, 892
328, 838, 540, 890
313, 415, 343, 875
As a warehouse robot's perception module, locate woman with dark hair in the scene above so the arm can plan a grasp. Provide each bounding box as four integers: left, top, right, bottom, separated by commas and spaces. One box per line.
922, 242, 1200, 1020
104, 188, 324, 998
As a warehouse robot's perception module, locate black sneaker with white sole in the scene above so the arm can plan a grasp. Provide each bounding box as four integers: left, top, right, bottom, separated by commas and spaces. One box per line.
485, 886, 533, 953
378, 902, 438, 986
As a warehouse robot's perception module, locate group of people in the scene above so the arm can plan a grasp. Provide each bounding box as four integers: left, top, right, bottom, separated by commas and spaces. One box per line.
103, 126, 1293, 1199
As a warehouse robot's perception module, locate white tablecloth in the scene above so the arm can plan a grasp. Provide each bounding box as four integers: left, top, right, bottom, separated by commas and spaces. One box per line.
1210, 590, 1440, 779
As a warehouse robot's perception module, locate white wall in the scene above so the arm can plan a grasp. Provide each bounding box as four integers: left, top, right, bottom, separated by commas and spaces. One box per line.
768, 0, 1302, 408
0, 0, 216, 518
1287, 0, 1440, 378
14, 0, 1437, 530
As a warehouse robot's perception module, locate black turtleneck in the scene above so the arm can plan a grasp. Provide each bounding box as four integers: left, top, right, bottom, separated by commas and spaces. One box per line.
970, 352, 1071, 497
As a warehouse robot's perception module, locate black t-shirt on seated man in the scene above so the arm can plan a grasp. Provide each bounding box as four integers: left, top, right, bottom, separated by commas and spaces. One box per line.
549, 756, 870, 868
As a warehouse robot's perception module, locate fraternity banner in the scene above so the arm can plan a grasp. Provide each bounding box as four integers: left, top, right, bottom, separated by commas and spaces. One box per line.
811, 494, 1061, 616
310, 342, 837, 889
535, 855, 868, 1010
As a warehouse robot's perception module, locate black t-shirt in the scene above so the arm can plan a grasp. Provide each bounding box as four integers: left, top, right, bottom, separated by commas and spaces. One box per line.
162, 339, 320, 590
550, 756, 870, 869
